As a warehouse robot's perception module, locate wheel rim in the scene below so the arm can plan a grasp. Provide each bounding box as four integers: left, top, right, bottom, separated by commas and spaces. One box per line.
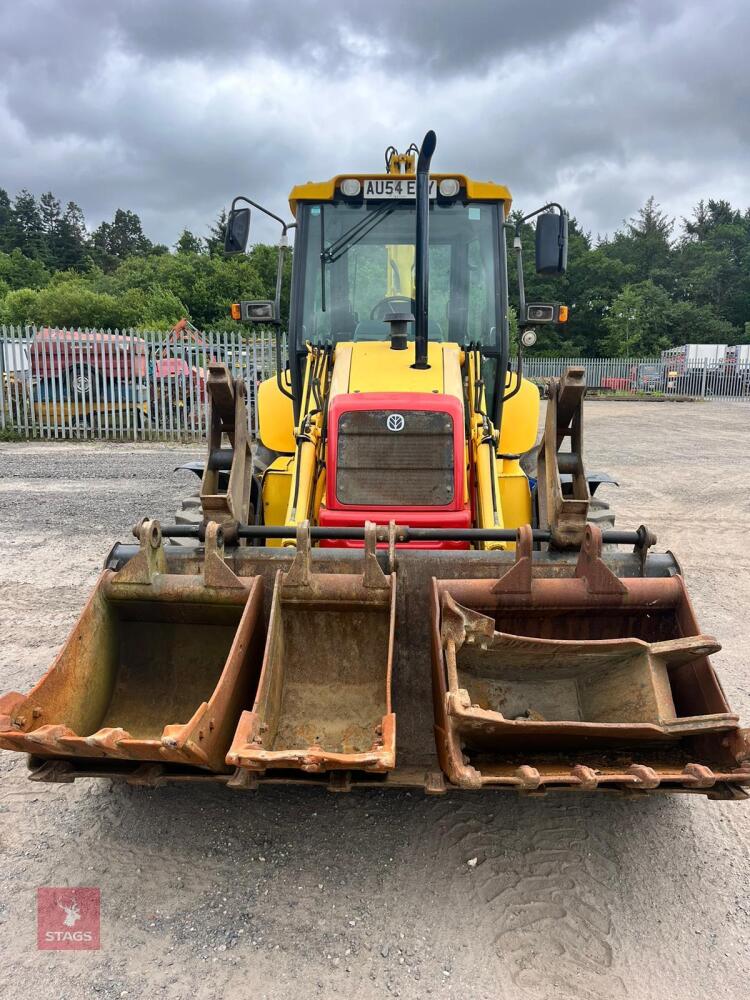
72, 370, 91, 394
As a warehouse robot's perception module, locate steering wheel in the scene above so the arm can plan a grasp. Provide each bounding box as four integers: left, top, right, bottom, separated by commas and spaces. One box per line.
370, 296, 416, 321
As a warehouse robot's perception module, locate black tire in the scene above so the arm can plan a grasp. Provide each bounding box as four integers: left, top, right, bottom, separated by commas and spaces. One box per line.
523, 444, 617, 542
587, 495, 616, 532
171, 470, 262, 547
170, 490, 202, 547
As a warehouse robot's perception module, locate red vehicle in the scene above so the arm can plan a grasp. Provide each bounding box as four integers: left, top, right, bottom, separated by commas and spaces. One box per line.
599, 375, 631, 392
30, 327, 148, 398
150, 320, 213, 428
153, 320, 210, 390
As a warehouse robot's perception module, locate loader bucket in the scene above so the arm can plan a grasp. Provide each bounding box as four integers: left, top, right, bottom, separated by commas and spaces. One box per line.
0, 522, 264, 772
432, 525, 749, 792
227, 523, 396, 773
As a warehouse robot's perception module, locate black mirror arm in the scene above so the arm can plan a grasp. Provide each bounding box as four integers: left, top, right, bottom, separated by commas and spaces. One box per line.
515, 202, 565, 232
230, 195, 293, 237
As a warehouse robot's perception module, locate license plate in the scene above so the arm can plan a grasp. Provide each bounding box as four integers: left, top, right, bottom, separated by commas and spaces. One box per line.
363, 178, 437, 199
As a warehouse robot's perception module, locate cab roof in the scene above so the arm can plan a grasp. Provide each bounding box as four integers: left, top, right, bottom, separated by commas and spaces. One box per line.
288, 174, 512, 217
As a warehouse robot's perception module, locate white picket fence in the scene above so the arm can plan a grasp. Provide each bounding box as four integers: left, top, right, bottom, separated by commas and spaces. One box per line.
0, 325, 284, 441
2, 330, 748, 442
519, 355, 750, 400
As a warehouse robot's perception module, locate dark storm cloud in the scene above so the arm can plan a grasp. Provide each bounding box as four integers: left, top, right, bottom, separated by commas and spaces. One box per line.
0, 1, 633, 76
0, 0, 748, 246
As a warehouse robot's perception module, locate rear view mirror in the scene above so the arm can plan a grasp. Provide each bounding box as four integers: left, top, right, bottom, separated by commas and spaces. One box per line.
224, 207, 251, 254
535, 212, 568, 275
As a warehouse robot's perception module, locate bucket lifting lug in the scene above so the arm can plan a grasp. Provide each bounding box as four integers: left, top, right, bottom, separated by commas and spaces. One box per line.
203, 521, 245, 590
115, 518, 166, 585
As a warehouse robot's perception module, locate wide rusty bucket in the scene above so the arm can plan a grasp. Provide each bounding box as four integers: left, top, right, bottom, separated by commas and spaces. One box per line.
227, 523, 396, 773
431, 525, 749, 792
0, 522, 264, 772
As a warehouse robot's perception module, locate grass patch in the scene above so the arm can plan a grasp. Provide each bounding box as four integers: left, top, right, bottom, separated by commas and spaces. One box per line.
0, 426, 24, 441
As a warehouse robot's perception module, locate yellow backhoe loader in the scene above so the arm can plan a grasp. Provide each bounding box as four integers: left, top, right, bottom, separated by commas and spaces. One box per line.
2, 132, 748, 798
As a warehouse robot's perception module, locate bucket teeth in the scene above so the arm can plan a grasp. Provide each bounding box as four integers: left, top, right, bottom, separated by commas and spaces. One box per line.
571, 765, 599, 791
627, 764, 660, 789
84, 728, 132, 754
683, 763, 716, 788
515, 765, 541, 791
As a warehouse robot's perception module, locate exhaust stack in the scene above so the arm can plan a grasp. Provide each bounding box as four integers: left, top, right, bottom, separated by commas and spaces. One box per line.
413, 130, 436, 370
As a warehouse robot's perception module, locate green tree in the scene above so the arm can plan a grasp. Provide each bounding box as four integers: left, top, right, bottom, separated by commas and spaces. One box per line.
38, 191, 62, 267
53, 202, 90, 271
92, 208, 152, 269
9, 190, 44, 259
602, 281, 674, 356
0, 249, 51, 290
175, 229, 204, 255
206, 208, 228, 255
674, 199, 749, 332
0, 188, 14, 252
606, 197, 674, 286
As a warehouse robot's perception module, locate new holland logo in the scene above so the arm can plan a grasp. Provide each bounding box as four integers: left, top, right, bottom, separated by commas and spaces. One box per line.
386, 413, 405, 432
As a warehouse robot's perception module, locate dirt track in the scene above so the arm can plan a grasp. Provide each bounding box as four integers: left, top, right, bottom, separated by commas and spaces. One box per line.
1, 400, 749, 1000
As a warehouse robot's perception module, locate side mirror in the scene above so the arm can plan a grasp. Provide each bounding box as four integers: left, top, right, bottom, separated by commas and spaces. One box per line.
535, 211, 568, 275
224, 207, 251, 254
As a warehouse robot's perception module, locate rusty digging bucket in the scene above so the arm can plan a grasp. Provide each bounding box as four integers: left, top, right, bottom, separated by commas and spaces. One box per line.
0, 522, 265, 772
431, 525, 750, 794
227, 523, 396, 774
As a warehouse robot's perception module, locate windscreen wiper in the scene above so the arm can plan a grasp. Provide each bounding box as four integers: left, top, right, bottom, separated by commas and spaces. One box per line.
321, 203, 396, 265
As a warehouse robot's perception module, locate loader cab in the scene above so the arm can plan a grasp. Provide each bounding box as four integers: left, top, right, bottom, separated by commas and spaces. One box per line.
287, 181, 511, 416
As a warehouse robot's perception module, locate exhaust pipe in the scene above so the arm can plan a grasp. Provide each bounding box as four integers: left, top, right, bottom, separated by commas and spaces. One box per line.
413, 130, 436, 370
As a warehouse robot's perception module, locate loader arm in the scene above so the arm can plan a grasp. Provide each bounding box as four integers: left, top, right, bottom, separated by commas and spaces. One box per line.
282, 345, 331, 540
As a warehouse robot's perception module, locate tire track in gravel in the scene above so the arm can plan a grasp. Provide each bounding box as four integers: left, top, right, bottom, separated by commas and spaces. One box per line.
409, 797, 628, 1000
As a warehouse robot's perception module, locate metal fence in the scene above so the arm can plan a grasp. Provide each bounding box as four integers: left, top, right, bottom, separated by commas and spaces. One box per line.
2, 330, 748, 442
0, 325, 284, 441
520, 355, 750, 400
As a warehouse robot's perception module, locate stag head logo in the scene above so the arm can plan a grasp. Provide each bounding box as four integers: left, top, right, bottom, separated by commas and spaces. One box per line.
58, 898, 82, 928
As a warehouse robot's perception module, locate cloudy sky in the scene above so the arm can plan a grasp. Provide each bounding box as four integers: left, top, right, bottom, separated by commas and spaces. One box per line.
1, 0, 748, 246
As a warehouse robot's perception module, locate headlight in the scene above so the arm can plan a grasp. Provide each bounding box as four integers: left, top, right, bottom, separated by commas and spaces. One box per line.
439, 178, 460, 197
340, 178, 361, 197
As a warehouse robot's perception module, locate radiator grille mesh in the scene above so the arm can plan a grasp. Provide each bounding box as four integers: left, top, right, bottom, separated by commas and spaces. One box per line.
336, 409, 454, 506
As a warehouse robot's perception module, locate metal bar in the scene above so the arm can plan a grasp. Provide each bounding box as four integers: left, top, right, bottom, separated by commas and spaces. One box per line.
115, 329, 126, 439
414, 130, 436, 370
91, 329, 103, 439
197, 332, 207, 439
103, 328, 115, 439
10, 326, 24, 436
46, 326, 60, 439
35, 325, 48, 438
157, 330, 167, 439
71, 328, 83, 437
127, 329, 138, 441
20, 327, 33, 437
0, 326, 7, 430
166, 327, 176, 439
186, 329, 195, 439
53, 328, 67, 438
83, 328, 94, 439
154, 523, 647, 545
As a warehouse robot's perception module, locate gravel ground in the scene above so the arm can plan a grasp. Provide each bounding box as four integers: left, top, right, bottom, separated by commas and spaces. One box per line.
0, 401, 749, 1000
